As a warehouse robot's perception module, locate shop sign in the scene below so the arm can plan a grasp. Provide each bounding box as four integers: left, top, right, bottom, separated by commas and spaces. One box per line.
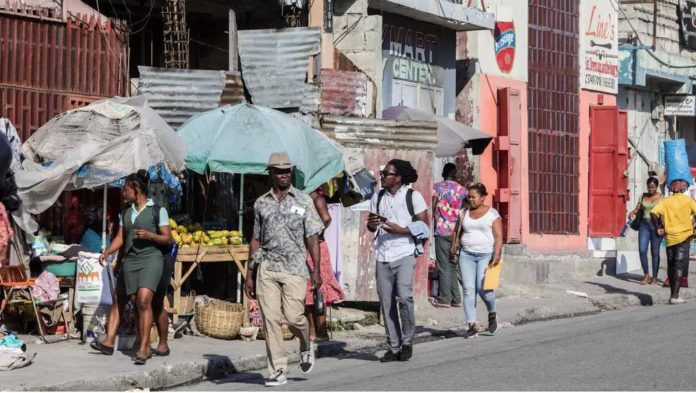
665, 95, 696, 116
382, 14, 454, 88
494, 21, 515, 74
580, 0, 619, 94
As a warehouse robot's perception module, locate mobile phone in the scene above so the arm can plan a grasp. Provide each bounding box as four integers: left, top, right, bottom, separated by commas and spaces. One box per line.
369, 212, 387, 222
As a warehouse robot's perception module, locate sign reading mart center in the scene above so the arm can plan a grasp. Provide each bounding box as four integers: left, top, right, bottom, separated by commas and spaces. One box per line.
580, 0, 619, 94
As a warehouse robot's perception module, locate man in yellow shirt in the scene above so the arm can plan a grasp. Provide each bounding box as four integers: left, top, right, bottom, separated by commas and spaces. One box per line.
650, 179, 696, 304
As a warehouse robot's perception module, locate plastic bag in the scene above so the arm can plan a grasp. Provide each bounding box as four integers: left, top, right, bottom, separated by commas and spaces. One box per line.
664, 139, 693, 186
31, 234, 49, 257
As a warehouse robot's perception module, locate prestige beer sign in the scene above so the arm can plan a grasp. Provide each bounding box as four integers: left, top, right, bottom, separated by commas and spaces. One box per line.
494, 21, 515, 74
580, 0, 619, 94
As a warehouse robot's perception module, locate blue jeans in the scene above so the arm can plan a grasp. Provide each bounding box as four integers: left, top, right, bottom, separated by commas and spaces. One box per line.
458, 250, 496, 323
638, 220, 661, 279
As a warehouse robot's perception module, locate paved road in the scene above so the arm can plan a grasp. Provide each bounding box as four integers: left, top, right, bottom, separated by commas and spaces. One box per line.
175, 302, 696, 391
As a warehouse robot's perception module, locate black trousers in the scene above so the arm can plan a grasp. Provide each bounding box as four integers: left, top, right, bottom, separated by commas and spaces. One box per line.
666, 238, 691, 299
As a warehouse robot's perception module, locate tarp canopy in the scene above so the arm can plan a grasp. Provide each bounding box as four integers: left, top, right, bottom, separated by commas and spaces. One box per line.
382, 106, 493, 156
178, 103, 344, 192
14, 96, 186, 233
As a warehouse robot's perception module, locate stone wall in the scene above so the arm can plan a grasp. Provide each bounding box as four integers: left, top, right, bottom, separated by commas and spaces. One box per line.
333, 0, 382, 114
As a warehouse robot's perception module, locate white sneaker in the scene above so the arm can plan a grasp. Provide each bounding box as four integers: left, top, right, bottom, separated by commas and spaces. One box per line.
299, 350, 315, 374
265, 370, 287, 386
669, 297, 686, 304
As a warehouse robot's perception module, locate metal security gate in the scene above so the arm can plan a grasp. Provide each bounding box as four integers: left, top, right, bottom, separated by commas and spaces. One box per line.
0, 5, 128, 141
528, 0, 580, 234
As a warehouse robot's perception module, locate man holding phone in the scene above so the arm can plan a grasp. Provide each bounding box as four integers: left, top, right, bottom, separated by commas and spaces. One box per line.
367, 159, 428, 362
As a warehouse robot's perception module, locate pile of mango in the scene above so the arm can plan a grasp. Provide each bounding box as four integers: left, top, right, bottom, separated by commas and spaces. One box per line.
169, 219, 244, 249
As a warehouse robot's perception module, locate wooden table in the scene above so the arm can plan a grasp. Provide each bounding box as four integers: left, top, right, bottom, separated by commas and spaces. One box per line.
171, 244, 249, 324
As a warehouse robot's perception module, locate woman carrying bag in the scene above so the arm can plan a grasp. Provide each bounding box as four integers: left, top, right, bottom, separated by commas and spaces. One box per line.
449, 183, 503, 339
628, 177, 663, 285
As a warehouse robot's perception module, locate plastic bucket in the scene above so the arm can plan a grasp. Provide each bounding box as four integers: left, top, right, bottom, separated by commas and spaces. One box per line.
81, 304, 111, 343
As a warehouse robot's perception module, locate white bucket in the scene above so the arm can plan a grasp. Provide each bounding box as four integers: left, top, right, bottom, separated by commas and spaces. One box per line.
81, 304, 111, 343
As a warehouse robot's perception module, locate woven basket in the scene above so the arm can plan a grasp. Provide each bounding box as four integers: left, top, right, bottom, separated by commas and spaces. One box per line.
194, 300, 244, 339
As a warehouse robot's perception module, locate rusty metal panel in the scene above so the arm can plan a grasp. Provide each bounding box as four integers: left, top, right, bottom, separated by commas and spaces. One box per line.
0, 6, 128, 141
237, 27, 321, 109
219, 71, 245, 106
353, 148, 433, 302
137, 66, 227, 129
528, 0, 580, 234
322, 116, 438, 151
320, 69, 369, 117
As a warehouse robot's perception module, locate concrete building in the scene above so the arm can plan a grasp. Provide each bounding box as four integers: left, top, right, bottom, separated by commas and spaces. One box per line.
611, 0, 696, 267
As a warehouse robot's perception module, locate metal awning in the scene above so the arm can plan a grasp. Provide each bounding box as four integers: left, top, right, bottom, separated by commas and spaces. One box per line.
368, 0, 494, 31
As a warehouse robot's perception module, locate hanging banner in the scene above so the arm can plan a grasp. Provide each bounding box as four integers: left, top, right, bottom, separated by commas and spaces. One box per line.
580, 0, 619, 94
494, 21, 516, 74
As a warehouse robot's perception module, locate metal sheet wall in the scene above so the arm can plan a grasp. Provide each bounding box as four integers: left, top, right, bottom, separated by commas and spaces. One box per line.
527, 0, 580, 234
0, 8, 128, 141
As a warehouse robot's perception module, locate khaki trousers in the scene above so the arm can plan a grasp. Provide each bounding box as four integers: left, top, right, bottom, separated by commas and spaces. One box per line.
256, 262, 310, 374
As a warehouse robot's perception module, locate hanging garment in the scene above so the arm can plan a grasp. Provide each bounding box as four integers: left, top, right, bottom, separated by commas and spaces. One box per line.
0, 203, 13, 264
0, 118, 24, 170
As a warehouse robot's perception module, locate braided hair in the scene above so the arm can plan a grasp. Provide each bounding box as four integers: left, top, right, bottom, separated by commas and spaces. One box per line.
124, 169, 150, 197
387, 159, 418, 185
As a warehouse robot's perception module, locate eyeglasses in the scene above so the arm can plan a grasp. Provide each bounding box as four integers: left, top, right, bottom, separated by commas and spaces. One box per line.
380, 170, 397, 178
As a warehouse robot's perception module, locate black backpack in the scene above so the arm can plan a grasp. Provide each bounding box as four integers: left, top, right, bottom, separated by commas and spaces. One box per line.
376, 188, 416, 222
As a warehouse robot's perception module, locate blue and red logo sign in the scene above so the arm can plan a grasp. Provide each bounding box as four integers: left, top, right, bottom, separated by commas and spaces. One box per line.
494, 21, 515, 74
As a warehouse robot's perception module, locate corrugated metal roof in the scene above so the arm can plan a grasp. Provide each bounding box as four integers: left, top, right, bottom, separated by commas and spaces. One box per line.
300, 83, 321, 114
321, 116, 437, 151
320, 70, 369, 117
237, 27, 321, 109
220, 72, 245, 106
137, 66, 226, 129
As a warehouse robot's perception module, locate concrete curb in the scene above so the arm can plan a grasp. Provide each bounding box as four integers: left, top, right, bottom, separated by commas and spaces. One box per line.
14, 288, 695, 391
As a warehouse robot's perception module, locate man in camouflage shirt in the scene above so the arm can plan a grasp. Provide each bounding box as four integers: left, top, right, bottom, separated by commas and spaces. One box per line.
245, 152, 324, 387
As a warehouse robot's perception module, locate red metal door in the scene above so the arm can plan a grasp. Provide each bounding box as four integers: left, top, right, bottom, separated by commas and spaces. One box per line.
495, 88, 522, 243
589, 106, 628, 236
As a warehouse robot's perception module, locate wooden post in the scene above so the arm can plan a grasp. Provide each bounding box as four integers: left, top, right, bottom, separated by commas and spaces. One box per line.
229, 9, 238, 72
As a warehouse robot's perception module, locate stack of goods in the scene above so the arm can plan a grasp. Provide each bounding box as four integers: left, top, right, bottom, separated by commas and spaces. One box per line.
169, 219, 243, 249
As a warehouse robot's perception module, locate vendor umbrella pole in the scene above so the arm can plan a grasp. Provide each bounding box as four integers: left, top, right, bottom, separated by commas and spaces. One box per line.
101, 184, 115, 296
237, 174, 244, 302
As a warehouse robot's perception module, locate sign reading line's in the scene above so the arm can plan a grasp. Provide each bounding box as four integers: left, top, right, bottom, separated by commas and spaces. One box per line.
580, 0, 619, 94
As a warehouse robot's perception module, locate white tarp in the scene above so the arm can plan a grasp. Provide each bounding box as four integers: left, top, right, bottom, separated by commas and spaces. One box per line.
13, 96, 186, 233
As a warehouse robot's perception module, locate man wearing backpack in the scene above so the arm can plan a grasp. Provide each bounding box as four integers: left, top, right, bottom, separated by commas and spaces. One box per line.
367, 159, 429, 362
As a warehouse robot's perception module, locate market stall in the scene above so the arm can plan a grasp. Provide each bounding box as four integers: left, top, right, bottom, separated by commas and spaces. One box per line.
9, 96, 186, 341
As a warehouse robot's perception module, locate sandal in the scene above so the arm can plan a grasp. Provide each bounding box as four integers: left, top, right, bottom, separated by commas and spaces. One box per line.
154, 348, 170, 357
133, 352, 152, 365
90, 340, 114, 356
639, 275, 650, 285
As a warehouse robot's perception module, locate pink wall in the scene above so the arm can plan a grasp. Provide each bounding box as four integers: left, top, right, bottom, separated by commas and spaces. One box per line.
476, 75, 617, 251
524, 90, 616, 251
476, 74, 529, 243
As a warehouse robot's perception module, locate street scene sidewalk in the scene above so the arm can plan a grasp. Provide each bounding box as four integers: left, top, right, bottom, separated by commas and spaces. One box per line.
2, 264, 692, 392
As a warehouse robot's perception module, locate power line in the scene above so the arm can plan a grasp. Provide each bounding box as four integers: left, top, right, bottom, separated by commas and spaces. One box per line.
613, 0, 696, 69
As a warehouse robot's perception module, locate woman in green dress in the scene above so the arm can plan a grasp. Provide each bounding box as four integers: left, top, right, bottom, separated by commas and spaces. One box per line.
97, 170, 172, 364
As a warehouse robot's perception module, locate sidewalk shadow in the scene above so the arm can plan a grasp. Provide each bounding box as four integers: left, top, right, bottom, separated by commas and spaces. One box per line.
204, 372, 266, 386
317, 340, 380, 362
612, 273, 647, 284
416, 326, 461, 339
583, 281, 654, 306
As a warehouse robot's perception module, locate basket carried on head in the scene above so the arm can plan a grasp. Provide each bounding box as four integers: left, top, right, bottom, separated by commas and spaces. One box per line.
194, 299, 244, 339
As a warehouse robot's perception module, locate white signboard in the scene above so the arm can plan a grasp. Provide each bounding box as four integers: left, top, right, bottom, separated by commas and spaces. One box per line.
665, 95, 696, 116
580, 0, 619, 94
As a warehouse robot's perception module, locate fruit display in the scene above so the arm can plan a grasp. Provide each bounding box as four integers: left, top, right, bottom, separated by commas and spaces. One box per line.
169, 219, 244, 249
